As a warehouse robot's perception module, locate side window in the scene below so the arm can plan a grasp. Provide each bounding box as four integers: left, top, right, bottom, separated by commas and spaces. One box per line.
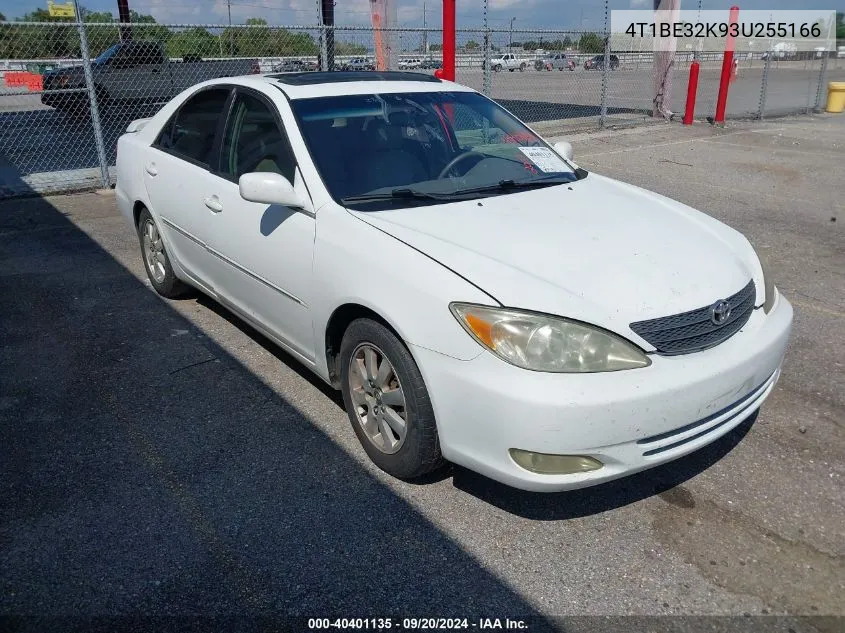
155, 88, 230, 167
220, 92, 295, 183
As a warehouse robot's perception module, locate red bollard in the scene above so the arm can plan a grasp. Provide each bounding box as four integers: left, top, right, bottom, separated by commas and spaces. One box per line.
714, 6, 740, 125
442, 0, 455, 81
683, 61, 700, 125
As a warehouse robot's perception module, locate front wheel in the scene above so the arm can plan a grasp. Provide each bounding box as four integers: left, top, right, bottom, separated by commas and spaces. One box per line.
519, 63, 526, 72
493, 64, 502, 72
339, 318, 444, 480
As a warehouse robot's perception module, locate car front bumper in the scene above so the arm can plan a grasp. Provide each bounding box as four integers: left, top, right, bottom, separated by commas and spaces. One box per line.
410, 293, 793, 492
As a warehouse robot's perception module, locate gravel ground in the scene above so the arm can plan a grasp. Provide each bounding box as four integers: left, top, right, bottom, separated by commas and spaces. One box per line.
1, 114, 842, 631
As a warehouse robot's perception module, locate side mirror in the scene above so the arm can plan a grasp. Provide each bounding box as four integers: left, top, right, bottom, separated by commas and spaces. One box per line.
239, 172, 304, 208
553, 141, 574, 161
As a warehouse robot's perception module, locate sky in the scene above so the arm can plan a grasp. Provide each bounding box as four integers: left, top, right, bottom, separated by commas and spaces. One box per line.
1, 0, 842, 30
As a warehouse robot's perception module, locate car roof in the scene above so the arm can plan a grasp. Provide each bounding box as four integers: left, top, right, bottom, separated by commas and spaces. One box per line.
219, 71, 475, 100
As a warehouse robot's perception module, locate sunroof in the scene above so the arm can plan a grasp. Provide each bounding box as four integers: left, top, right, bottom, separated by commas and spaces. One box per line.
269, 71, 442, 86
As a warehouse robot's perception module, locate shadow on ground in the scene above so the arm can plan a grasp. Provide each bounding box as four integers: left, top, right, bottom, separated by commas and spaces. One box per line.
0, 194, 553, 629
496, 99, 646, 124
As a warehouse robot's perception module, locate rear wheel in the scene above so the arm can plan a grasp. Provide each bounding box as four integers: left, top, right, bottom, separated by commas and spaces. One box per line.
137, 208, 188, 298
493, 64, 502, 72
519, 63, 526, 72
339, 318, 444, 480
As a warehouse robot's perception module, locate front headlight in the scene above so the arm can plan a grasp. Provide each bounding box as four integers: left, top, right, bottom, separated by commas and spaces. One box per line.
754, 246, 777, 313
450, 303, 651, 373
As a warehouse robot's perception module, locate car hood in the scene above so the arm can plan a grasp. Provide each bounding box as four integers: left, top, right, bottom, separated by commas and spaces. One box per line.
349, 174, 762, 348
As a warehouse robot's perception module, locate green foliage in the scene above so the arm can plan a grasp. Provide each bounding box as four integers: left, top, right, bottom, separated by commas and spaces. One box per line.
221, 22, 318, 57
464, 40, 479, 50
335, 40, 367, 55
837, 12, 844, 40
0, 6, 169, 59
577, 32, 604, 54
167, 27, 220, 58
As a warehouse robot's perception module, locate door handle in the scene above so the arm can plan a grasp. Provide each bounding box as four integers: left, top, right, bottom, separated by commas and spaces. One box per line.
204, 196, 223, 213
144, 163, 157, 177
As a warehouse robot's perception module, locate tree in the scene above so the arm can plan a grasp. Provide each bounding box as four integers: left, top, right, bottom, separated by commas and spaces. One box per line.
577, 32, 604, 54
335, 40, 367, 55
464, 40, 479, 50
168, 27, 219, 58
0, 13, 6, 21
837, 12, 844, 41
220, 19, 318, 57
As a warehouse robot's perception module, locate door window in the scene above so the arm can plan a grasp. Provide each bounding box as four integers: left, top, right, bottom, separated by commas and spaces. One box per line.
220, 91, 295, 183
155, 88, 230, 167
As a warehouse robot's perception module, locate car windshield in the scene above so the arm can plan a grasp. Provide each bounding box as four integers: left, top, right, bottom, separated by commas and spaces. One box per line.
293, 91, 580, 209
94, 43, 122, 65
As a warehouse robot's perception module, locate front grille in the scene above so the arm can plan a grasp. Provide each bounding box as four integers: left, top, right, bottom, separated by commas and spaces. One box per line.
630, 280, 756, 355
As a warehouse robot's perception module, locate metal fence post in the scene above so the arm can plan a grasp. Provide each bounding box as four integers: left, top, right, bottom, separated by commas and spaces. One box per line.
756, 52, 771, 120
73, 0, 110, 189
482, 0, 492, 97
814, 53, 829, 112
599, 34, 610, 128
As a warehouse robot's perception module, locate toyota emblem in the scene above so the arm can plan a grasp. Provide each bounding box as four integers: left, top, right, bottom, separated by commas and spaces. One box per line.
710, 300, 731, 326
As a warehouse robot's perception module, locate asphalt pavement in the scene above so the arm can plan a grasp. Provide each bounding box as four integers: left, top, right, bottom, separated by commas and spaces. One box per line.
1, 114, 843, 631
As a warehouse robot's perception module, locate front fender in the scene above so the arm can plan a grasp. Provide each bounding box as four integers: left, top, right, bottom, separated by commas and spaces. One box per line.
311, 205, 494, 379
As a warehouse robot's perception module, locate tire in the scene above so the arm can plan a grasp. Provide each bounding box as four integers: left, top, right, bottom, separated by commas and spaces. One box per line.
339, 318, 444, 480
519, 63, 526, 72
136, 208, 188, 298
493, 64, 502, 72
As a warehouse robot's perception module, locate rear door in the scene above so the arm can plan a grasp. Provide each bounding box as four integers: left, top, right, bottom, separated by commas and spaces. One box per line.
143, 86, 233, 289
202, 88, 316, 361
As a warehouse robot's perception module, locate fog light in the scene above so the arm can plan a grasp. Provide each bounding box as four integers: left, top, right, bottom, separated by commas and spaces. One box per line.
509, 449, 603, 475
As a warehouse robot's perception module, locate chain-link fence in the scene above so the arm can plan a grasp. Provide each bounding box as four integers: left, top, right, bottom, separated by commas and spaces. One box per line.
1, 19, 842, 198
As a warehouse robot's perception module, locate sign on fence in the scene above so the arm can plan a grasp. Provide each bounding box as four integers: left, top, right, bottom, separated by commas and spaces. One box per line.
47, 1, 76, 18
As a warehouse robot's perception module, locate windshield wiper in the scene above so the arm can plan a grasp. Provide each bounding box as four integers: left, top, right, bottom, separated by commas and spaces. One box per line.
453, 176, 575, 196
341, 188, 462, 205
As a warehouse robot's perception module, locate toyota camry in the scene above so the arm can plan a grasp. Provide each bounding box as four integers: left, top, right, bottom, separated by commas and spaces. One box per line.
115, 71, 792, 491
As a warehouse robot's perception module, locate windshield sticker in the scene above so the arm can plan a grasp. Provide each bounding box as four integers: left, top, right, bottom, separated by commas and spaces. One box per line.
518, 146, 570, 173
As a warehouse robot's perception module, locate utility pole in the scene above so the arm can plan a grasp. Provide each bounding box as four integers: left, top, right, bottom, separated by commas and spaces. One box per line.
116, 0, 131, 41
509, 17, 516, 52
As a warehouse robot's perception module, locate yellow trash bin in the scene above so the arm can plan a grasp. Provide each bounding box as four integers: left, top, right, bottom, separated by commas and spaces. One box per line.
826, 82, 845, 113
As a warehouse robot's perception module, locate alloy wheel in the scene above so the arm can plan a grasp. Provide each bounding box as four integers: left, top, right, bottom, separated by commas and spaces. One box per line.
348, 343, 408, 455
142, 219, 166, 284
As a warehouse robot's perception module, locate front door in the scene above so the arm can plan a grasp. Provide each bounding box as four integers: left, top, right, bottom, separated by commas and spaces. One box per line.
202, 89, 317, 362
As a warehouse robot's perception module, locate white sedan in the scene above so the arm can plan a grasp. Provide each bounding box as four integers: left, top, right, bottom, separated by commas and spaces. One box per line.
115, 71, 792, 492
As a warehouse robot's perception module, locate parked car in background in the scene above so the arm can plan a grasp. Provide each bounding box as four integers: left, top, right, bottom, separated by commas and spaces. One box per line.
341, 57, 375, 71
584, 54, 619, 70
41, 40, 258, 113
398, 58, 423, 70
418, 58, 442, 69
115, 71, 792, 492
484, 53, 527, 72
272, 59, 318, 73
535, 53, 575, 71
